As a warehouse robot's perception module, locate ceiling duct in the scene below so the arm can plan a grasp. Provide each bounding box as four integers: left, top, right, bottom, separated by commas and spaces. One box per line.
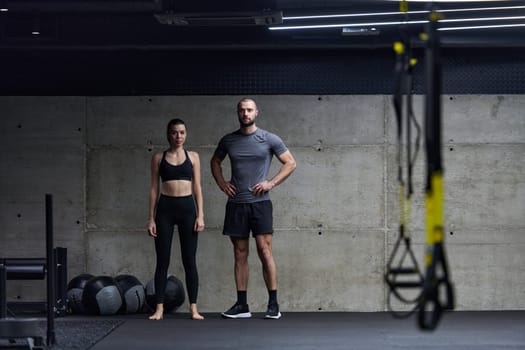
154, 11, 283, 26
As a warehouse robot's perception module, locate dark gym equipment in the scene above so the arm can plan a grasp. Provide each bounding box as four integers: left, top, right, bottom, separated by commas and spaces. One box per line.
385, 2, 454, 330
4, 249, 67, 317
384, 1, 424, 319
82, 276, 123, 316
66, 274, 94, 314
418, 5, 455, 331
115, 275, 145, 314
145, 275, 185, 313
1, 194, 67, 349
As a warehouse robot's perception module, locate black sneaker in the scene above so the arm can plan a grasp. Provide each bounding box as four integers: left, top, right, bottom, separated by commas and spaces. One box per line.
221, 303, 252, 319
264, 303, 282, 319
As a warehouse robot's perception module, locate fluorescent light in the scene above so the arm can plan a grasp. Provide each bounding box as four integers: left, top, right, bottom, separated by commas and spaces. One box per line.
440, 5, 525, 13
269, 20, 428, 30
270, 2, 525, 31
282, 6, 525, 21
270, 16, 525, 30
442, 15, 525, 23
284, 11, 427, 20
270, 14, 525, 31
439, 22, 525, 30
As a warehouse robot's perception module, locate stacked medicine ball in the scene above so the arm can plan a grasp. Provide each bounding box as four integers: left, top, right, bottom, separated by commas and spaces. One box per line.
145, 275, 186, 313
66, 274, 185, 316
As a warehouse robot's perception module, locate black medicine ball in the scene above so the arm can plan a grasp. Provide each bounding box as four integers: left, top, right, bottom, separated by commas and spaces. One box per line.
82, 275, 123, 315
66, 273, 94, 314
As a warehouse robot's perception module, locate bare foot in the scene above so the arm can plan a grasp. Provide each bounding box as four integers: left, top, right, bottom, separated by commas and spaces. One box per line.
149, 311, 163, 320
190, 304, 204, 320
149, 304, 164, 320
191, 312, 204, 320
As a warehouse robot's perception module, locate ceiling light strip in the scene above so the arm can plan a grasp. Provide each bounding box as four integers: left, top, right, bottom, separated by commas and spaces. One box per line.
283, 5, 525, 21
441, 15, 525, 22
439, 22, 525, 30
269, 20, 429, 30
271, 15, 525, 30
441, 5, 525, 13
284, 11, 427, 20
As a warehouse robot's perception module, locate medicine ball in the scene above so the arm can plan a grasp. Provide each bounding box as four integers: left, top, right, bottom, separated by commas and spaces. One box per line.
145, 275, 185, 313
66, 273, 94, 314
82, 275, 123, 315
115, 274, 146, 314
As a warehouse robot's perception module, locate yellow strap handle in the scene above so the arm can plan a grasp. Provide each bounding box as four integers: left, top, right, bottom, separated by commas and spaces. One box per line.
424, 171, 444, 265
400, 0, 408, 14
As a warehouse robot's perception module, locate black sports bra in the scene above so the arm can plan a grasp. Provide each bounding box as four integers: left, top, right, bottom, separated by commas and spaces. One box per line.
159, 150, 193, 182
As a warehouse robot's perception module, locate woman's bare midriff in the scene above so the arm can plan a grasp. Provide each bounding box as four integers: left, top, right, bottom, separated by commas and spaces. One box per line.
161, 180, 192, 197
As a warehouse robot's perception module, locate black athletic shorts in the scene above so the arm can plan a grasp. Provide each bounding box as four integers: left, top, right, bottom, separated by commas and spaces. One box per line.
223, 200, 273, 238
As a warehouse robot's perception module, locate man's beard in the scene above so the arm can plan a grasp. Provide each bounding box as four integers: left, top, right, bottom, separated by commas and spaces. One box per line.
239, 119, 255, 127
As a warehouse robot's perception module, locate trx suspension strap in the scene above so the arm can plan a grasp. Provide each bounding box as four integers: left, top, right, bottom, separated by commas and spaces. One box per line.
418, 7, 454, 331
385, 0, 424, 319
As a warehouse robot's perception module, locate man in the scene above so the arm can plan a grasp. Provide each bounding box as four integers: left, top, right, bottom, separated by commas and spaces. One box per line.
211, 97, 296, 319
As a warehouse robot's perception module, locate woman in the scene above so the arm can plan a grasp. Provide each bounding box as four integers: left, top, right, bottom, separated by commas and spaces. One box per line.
147, 118, 205, 320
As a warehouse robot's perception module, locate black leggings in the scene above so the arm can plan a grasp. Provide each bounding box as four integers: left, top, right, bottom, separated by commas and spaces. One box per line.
154, 194, 199, 304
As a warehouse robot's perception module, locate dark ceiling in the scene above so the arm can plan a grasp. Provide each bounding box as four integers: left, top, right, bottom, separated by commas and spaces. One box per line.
1, 1, 524, 95
2, 0, 525, 50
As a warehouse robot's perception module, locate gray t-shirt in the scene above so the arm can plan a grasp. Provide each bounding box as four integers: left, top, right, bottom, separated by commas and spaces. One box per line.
214, 128, 288, 203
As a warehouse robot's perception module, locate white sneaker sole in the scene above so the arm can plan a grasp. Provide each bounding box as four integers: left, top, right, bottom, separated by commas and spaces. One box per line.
221, 312, 252, 319
264, 312, 282, 319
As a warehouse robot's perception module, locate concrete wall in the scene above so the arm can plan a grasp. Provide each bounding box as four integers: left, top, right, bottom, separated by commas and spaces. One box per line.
0, 95, 523, 312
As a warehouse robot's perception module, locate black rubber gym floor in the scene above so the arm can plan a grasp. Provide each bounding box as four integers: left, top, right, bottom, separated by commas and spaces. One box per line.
86, 311, 525, 350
